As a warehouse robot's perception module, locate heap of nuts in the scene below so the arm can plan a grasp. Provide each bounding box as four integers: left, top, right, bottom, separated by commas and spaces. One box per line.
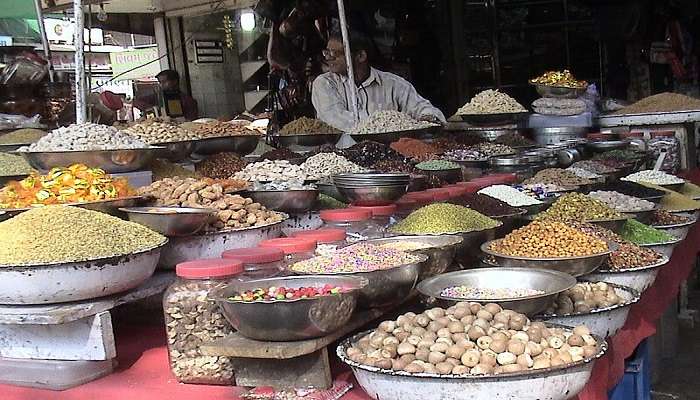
344, 304, 599, 375
138, 177, 284, 231
164, 281, 234, 384
569, 222, 662, 270
545, 282, 625, 315
488, 221, 608, 258
187, 120, 260, 138
195, 152, 247, 179
122, 121, 200, 143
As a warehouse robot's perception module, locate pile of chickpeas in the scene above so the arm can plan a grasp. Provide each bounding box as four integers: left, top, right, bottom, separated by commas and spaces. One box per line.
489, 221, 609, 258
344, 303, 599, 376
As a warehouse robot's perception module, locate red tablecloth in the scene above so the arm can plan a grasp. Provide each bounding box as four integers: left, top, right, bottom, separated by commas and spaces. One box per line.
3, 172, 700, 400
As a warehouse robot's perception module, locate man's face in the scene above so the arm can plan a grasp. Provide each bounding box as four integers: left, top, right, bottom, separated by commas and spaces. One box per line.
323, 38, 347, 75
158, 77, 178, 91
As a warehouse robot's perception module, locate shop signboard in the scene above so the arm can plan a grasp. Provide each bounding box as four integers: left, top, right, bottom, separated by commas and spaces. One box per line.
109, 47, 160, 81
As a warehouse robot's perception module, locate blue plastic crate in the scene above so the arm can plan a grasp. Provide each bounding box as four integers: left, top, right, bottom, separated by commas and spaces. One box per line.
608, 339, 651, 400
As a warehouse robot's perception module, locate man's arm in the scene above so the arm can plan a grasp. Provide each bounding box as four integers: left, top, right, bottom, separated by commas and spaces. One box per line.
394, 78, 446, 123
311, 76, 357, 132
132, 93, 157, 111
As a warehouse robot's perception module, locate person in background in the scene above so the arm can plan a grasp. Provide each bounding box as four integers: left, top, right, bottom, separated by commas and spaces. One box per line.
133, 70, 199, 120
312, 31, 445, 133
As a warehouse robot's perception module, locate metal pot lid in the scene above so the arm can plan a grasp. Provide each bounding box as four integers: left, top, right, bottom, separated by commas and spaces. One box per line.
489, 155, 529, 166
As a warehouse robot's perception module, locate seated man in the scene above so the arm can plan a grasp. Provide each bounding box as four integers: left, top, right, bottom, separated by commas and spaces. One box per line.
312, 31, 445, 132
133, 69, 199, 120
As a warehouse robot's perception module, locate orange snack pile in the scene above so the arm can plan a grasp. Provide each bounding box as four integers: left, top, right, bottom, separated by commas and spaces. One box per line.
0, 164, 135, 209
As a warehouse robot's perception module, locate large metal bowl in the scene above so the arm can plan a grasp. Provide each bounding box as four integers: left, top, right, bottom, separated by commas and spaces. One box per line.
585, 140, 630, 153
336, 184, 408, 206
338, 328, 606, 400
154, 140, 196, 161
637, 236, 683, 259
193, 134, 260, 155
349, 126, 442, 144
119, 206, 216, 237
245, 189, 319, 214
619, 205, 658, 224
481, 239, 616, 277
271, 133, 342, 148
536, 282, 640, 338
458, 112, 530, 126
2, 195, 147, 217
588, 217, 628, 234
417, 268, 576, 316
586, 256, 669, 294
316, 182, 347, 203
0, 241, 166, 304
533, 83, 587, 99
158, 218, 285, 268
213, 275, 366, 341
363, 235, 463, 280
292, 254, 427, 308
15, 148, 162, 173
652, 213, 696, 241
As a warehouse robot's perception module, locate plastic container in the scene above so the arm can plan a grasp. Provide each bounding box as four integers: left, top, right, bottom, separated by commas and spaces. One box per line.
293, 228, 348, 256
0, 357, 115, 390
258, 237, 317, 265
648, 131, 680, 174
319, 208, 379, 242
221, 247, 285, 279
608, 339, 650, 400
352, 204, 399, 232
164, 259, 243, 385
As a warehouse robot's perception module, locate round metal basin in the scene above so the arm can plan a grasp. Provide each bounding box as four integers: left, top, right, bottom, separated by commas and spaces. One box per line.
637, 236, 683, 259
336, 184, 408, 206
536, 282, 640, 338
120, 206, 216, 237
154, 140, 196, 161
214, 275, 365, 341
652, 213, 696, 241
246, 189, 319, 214
481, 239, 616, 277
0, 242, 166, 304
193, 134, 260, 155
417, 268, 576, 316
338, 328, 606, 400
16, 148, 161, 173
158, 218, 285, 269
363, 235, 463, 280
533, 83, 587, 99
586, 256, 669, 294
272, 133, 341, 148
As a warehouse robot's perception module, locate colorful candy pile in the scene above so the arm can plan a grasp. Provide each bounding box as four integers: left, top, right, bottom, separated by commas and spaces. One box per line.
229, 284, 348, 302
290, 243, 421, 274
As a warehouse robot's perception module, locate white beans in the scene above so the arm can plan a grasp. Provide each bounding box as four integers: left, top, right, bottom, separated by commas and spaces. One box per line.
233, 160, 310, 182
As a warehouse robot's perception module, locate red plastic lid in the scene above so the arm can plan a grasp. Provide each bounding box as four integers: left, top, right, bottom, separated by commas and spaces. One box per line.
456, 181, 484, 193
403, 191, 435, 202
221, 247, 285, 263
445, 186, 468, 197
176, 258, 243, 279
395, 198, 418, 209
623, 131, 644, 138
652, 131, 675, 137
259, 238, 317, 255
293, 228, 347, 243
351, 204, 397, 216
431, 190, 452, 201
320, 208, 372, 222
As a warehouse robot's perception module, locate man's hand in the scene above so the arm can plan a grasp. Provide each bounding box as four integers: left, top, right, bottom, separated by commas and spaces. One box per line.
419, 114, 442, 125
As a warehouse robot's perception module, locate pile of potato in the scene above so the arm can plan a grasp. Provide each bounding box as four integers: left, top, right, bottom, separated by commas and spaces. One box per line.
345, 303, 599, 376
545, 282, 625, 315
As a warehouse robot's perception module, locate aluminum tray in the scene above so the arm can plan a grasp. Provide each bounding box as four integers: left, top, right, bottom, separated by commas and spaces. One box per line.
0, 241, 166, 304
597, 110, 700, 127
15, 148, 161, 173
338, 329, 606, 400
536, 282, 640, 338
586, 256, 669, 294
158, 218, 285, 269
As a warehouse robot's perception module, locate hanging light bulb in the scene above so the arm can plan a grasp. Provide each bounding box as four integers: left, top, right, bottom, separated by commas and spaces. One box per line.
240, 10, 256, 32
97, 4, 108, 22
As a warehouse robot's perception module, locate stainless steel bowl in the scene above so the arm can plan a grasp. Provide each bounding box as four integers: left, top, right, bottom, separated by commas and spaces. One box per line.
536, 282, 640, 338
589, 217, 628, 234
293, 254, 427, 308
417, 268, 576, 316
349, 126, 441, 145
481, 239, 617, 277
338, 328, 606, 400
213, 275, 366, 341
585, 140, 630, 153
458, 113, 529, 126
16, 147, 162, 173
154, 140, 196, 161
317, 182, 347, 203
533, 83, 587, 99
652, 212, 696, 241
272, 133, 342, 148
194, 134, 260, 155
637, 236, 683, 259
336, 184, 408, 206
586, 256, 669, 294
245, 189, 319, 214
363, 235, 463, 280
619, 205, 658, 224
3, 196, 147, 217
119, 206, 216, 237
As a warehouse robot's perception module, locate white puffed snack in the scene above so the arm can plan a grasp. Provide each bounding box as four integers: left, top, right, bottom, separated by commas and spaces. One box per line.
301, 153, 365, 179
22, 123, 148, 151
352, 111, 435, 134
457, 90, 526, 115
621, 170, 685, 185
478, 185, 542, 207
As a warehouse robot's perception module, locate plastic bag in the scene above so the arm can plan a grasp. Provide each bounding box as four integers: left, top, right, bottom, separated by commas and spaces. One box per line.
0, 114, 44, 130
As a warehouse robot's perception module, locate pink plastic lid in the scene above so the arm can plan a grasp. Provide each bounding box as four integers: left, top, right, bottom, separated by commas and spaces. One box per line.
445, 186, 468, 197
652, 131, 675, 137
176, 259, 243, 279
221, 247, 285, 263
351, 204, 398, 216
320, 208, 372, 222
293, 228, 347, 243
259, 238, 317, 255
403, 191, 435, 203
431, 190, 452, 201
456, 181, 485, 192
395, 198, 418, 208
